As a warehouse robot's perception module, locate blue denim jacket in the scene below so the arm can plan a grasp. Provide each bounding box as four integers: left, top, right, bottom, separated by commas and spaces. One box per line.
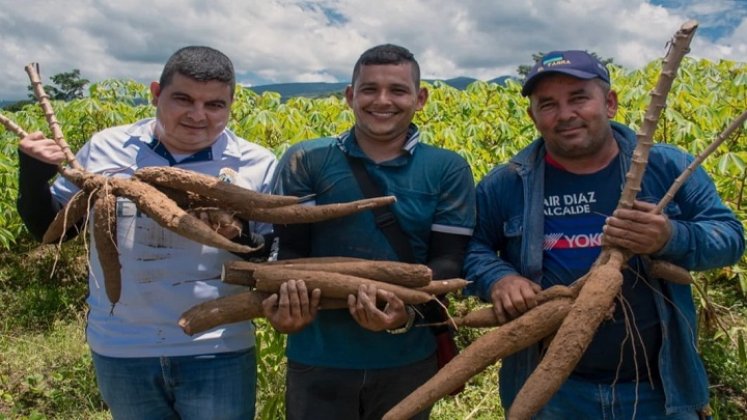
463, 121, 745, 414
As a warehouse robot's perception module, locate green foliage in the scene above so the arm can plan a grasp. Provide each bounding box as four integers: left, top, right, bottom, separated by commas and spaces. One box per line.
0, 238, 105, 419
254, 320, 287, 417
0, 57, 745, 419
0, 319, 107, 419
27, 69, 90, 101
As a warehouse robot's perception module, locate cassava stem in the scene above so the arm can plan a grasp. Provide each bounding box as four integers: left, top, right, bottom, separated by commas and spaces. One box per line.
0, 113, 29, 137
655, 108, 747, 212
24, 63, 80, 170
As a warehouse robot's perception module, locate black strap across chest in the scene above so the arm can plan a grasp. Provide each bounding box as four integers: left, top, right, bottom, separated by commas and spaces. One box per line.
344, 155, 416, 263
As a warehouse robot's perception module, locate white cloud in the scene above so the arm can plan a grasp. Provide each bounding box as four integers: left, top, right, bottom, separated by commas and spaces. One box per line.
0, 0, 745, 100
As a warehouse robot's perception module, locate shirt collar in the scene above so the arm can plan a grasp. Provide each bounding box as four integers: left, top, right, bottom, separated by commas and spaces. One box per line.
147, 138, 213, 165
336, 123, 421, 158
123, 118, 238, 165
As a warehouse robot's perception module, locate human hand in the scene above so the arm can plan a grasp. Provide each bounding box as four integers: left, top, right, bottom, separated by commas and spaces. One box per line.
261, 279, 321, 334
602, 200, 672, 255
19, 131, 66, 165
489, 274, 542, 324
348, 284, 409, 332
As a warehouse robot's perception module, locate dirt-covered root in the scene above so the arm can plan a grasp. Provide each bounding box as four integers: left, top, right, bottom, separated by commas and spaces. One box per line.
415, 279, 470, 295
383, 296, 575, 420
179, 290, 270, 335
507, 261, 624, 420
56, 167, 101, 191
42, 190, 91, 244
253, 267, 433, 305
235, 196, 397, 224
648, 258, 693, 285
179, 288, 358, 335
439, 285, 578, 328
153, 184, 221, 209
109, 177, 259, 254
222, 259, 432, 288
92, 184, 121, 305
267, 256, 366, 265
134, 166, 300, 209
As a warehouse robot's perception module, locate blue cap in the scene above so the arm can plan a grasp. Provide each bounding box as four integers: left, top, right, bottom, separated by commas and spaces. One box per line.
521, 50, 610, 97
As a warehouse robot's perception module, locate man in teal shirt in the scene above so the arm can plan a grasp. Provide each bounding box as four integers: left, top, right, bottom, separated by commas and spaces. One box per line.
264, 44, 476, 420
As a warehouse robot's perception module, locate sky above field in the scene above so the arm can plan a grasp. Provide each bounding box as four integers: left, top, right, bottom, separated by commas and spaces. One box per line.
1, 0, 746, 100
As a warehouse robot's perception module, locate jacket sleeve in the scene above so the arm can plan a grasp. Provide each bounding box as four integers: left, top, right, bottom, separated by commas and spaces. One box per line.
462, 170, 523, 302
651, 149, 745, 270
16, 150, 66, 241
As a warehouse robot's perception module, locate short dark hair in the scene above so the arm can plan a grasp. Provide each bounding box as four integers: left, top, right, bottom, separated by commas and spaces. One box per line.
351, 44, 420, 87
159, 46, 235, 91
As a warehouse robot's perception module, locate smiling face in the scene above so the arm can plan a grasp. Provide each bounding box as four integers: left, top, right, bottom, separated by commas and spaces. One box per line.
345, 63, 427, 150
150, 72, 233, 155
528, 74, 619, 173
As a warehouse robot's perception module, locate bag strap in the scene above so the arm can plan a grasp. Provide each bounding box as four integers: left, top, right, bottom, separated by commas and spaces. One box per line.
345, 153, 453, 335
344, 155, 416, 263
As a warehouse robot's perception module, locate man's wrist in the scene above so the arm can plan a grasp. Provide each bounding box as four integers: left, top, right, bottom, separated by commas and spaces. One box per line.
386, 305, 416, 334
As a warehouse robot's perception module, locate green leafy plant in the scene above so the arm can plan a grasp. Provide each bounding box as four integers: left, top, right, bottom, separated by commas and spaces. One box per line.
0, 57, 745, 419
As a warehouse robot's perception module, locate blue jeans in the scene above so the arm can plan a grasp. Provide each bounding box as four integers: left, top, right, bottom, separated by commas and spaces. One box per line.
285, 353, 438, 420
92, 348, 256, 420
536, 376, 702, 419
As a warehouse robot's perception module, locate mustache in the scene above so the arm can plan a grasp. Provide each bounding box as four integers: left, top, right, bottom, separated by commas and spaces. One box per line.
555, 121, 585, 132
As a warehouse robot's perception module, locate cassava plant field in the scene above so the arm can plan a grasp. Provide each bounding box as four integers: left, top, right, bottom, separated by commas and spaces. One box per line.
1, 57, 746, 419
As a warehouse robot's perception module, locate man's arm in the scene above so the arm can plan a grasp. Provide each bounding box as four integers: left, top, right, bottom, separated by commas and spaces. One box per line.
606, 154, 745, 270
462, 177, 526, 301
462, 173, 541, 323
17, 151, 60, 240
657, 166, 745, 269
463, 226, 541, 324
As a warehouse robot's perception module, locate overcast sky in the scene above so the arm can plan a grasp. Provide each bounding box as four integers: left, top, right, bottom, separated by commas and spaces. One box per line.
1, 0, 746, 100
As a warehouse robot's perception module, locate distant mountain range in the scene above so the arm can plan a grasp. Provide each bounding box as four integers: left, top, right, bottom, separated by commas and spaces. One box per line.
248, 76, 515, 100
1, 76, 516, 108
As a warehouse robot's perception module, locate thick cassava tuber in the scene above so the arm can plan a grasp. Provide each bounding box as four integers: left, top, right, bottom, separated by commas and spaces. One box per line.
178, 289, 357, 335
253, 267, 434, 305
177, 258, 471, 335
179, 290, 270, 335
446, 285, 577, 328
383, 296, 575, 420
222, 259, 432, 288
43, 190, 91, 244
92, 184, 121, 306
134, 166, 300, 209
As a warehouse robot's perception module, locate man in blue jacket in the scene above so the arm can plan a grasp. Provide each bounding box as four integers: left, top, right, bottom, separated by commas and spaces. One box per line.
464, 50, 744, 418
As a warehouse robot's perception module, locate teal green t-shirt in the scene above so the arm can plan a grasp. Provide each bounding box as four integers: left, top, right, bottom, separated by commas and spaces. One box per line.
273, 126, 476, 369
